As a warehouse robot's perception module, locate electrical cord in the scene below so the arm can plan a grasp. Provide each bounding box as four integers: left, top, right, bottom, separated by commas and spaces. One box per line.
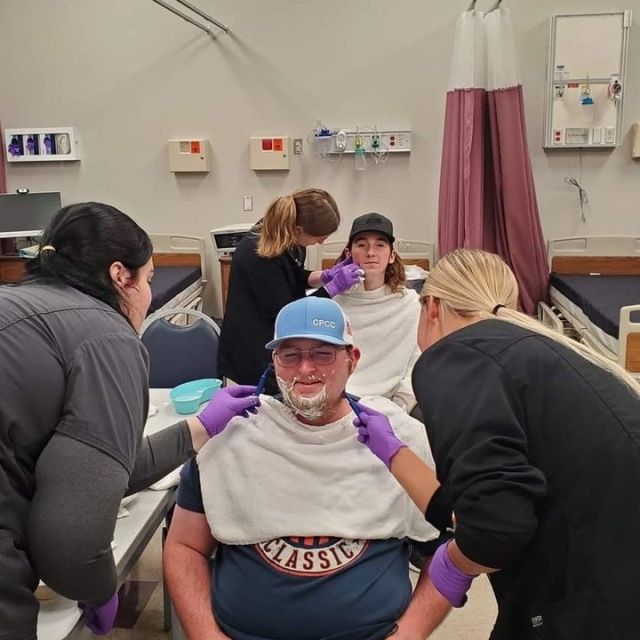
564, 177, 588, 223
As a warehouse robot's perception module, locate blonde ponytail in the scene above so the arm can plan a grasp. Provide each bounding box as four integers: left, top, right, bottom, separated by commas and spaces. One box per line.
256, 188, 340, 258
257, 195, 298, 257
422, 249, 640, 397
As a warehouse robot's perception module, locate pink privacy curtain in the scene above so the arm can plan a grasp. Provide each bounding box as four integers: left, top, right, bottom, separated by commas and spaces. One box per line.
0, 124, 6, 193
437, 4, 548, 314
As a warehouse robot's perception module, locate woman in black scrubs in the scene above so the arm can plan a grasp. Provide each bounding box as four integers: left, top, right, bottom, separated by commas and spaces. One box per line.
218, 188, 362, 394
353, 249, 640, 640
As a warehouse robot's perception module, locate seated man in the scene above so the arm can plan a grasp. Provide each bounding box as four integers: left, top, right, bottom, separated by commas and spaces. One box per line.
164, 297, 440, 640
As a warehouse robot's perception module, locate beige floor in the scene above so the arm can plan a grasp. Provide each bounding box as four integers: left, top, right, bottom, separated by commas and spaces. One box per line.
108, 529, 498, 640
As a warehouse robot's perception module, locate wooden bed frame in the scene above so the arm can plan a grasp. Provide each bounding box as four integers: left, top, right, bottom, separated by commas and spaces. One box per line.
317, 239, 435, 272
150, 233, 206, 275
539, 236, 640, 375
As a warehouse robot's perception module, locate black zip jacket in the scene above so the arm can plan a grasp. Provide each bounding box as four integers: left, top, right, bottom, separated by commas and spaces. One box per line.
413, 320, 640, 640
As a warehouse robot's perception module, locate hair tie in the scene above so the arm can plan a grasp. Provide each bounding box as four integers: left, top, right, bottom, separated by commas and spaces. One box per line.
492, 304, 505, 315
40, 245, 56, 253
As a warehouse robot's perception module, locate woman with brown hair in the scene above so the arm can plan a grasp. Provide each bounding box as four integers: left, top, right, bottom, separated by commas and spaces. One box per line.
218, 188, 362, 394
332, 213, 421, 413
353, 248, 640, 640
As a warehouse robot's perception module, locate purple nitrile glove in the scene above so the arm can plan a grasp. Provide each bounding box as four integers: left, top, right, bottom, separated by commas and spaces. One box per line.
428, 541, 477, 608
197, 385, 260, 437
353, 402, 406, 468
79, 592, 119, 635
323, 262, 364, 297
320, 255, 353, 285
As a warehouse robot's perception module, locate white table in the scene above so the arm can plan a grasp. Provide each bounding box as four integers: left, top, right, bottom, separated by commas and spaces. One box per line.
37, 389, 186, 640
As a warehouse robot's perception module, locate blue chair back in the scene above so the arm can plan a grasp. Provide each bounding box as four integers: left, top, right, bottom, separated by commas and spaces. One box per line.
140, 308, 220, 388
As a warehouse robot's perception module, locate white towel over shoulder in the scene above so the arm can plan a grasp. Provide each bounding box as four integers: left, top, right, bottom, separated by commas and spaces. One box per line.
197, 395, 439, 545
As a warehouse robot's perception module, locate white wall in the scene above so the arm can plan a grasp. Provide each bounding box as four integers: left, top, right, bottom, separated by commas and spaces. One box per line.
1, 0, 639, 314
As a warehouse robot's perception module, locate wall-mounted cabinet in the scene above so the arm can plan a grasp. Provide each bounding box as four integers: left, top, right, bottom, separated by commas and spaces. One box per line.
543, 11, 632, 149
4, 127, 81, 162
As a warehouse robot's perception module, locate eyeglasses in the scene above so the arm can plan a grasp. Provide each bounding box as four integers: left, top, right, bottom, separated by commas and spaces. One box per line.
274, 345, 346, 368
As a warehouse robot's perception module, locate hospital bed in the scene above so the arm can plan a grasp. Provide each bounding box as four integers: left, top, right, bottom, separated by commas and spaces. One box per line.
149, 234, 206, 319
538, 236, 640, 377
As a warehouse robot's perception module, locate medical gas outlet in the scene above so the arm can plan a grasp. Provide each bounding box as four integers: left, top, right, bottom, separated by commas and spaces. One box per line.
314, 130, 411, 154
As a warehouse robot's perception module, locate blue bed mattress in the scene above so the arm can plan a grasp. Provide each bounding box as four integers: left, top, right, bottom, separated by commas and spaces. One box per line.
149, 265, 201, 313
550, 274, 640, 338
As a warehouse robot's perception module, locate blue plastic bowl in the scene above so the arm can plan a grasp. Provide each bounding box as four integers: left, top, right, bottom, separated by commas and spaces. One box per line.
169, 378, 223, 415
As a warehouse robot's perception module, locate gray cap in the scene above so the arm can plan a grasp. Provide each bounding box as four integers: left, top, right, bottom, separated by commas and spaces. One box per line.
348, 213, 395, 243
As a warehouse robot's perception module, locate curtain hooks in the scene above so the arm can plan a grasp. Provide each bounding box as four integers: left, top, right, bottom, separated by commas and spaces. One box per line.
485, 0, 504, 13
467, 0, 504, 12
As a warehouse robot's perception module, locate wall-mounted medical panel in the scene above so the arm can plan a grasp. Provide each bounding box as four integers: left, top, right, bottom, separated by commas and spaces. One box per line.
168, 138, 211, 172
4, 127, 80, 162
543, 11, 631, 149
249, 136, 290, 170
314, 130, 411, 154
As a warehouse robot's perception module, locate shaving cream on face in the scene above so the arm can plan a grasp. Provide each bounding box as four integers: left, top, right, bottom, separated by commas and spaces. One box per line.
277, 375, 328, 420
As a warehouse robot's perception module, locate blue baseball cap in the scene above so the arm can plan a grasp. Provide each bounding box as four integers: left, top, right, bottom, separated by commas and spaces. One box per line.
265, 297, 354, 350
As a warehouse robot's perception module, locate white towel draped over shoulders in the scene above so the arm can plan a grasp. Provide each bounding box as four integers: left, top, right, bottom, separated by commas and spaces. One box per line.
196, 396, 439, 545
335, 285, 421, 411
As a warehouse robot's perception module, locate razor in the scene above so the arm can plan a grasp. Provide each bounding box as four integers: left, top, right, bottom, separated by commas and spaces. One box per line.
344, 392, 362, 418
255, 364, 273, 397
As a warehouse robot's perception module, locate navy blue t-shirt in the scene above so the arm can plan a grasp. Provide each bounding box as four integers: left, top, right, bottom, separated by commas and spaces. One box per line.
177, 459, 412, 640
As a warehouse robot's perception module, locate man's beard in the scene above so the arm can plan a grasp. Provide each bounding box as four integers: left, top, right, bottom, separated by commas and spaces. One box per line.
277, 376, 328, 421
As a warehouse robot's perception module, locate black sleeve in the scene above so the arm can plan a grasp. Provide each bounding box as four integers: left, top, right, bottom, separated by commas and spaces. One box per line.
28, 434, 127, 605
414, 342, 547, 568
126, 420, 195, 494
424, 485, 454, 533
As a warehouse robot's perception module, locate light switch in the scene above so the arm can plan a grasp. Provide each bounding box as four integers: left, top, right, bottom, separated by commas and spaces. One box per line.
605, 127, 616, 144
243, 195, 253, 211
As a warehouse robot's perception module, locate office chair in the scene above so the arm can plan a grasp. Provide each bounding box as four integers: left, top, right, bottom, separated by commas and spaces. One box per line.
140, 308, 220, 388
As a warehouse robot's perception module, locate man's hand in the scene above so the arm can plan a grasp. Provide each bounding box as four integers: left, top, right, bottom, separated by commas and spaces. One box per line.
353, 402, 406, 468
197, 385, 259, 437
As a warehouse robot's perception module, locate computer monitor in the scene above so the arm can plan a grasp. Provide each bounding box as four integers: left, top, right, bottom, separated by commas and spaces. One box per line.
0, 191, 62, 239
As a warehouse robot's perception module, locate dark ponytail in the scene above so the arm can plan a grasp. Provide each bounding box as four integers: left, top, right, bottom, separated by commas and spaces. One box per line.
24, 202, 153, 315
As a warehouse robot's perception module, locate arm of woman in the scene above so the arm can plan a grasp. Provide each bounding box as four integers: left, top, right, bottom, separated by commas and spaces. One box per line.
28, 434, 126, 604
413, 341, 548, 569
306, 270, 324, 288
126, 420, 197, 494
389, 447, 440, 513
127, 386, 258, 494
